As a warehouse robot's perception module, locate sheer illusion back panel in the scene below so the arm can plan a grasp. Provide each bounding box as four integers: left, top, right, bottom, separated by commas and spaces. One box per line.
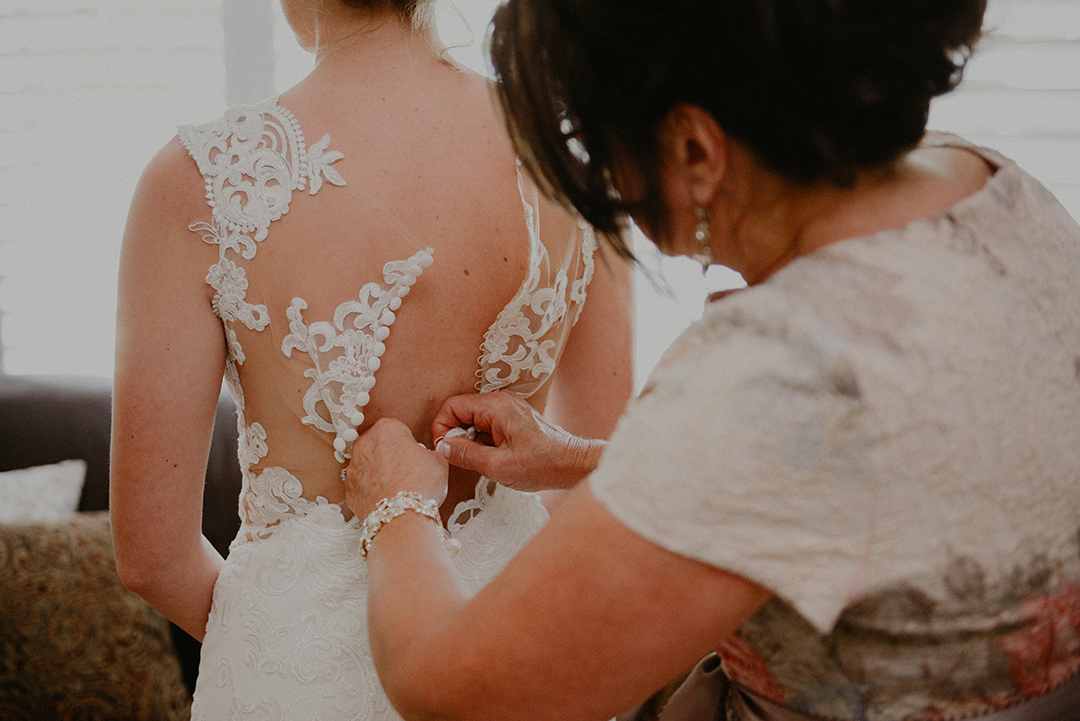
131, 26, 607, 717
182, 82, 593, 519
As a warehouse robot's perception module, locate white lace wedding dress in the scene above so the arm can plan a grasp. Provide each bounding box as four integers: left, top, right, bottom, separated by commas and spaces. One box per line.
179, 100, 597, 720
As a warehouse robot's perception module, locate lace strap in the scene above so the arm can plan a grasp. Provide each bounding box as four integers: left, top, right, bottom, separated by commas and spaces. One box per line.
475, 167, 598, 398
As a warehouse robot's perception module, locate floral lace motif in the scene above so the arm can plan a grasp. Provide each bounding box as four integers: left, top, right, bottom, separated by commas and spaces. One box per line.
476, 173, 597, 396
182, 100, 597, 719
281, 249, 435, 463
180, 99, 346, 364
179, 99, 350, 540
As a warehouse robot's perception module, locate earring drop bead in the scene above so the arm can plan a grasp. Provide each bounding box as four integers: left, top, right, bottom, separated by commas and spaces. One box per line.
692, 206, 715, 274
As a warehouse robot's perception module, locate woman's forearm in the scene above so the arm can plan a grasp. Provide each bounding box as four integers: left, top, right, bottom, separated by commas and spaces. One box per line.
355, 481, 771, 721
348, 421, 766, 720
114, 531, 223, 641
364, 514, 472, 719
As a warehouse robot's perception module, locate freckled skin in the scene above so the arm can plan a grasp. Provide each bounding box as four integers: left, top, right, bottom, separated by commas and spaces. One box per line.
110, 0, 634, 664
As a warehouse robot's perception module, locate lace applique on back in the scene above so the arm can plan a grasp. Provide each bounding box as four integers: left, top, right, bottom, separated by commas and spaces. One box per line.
180, 101, 596, 546
180, 100, 346, 366
180, 99, 383, 543
281, 249, 435, 463
179, 96, 347, 407
476, 170, 597, 397
184, 99, 599, 721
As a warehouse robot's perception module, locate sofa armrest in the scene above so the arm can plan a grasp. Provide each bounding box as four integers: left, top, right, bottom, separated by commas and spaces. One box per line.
0, 375, 112, 511
0, 374, 243, 556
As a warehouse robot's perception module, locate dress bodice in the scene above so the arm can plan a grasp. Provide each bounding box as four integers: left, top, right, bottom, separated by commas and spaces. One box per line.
178, 99, 597, 546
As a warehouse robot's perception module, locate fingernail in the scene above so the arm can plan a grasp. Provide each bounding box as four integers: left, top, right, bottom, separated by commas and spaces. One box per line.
436, 441, 451, 458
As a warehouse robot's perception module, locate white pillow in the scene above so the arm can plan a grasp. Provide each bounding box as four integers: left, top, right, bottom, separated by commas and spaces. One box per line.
0, 459, 88, 523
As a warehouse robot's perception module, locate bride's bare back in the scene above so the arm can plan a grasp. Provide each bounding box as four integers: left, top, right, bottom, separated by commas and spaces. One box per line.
224, 35, 595, 515
111, 5, 631, 651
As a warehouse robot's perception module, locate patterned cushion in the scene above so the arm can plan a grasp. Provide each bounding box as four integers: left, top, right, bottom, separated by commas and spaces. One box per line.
0, 512, 191, 720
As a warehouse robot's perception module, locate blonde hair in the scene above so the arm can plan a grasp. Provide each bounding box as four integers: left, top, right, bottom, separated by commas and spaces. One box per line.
338, 0, 433, 27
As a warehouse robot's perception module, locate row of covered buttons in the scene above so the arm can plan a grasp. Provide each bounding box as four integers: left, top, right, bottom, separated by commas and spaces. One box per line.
332, 248, 435, 462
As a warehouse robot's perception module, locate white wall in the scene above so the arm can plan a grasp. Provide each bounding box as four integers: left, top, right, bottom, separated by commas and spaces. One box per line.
930, 0, 1080, 217
0, 0, 226, 376
1, 0, 1078, 389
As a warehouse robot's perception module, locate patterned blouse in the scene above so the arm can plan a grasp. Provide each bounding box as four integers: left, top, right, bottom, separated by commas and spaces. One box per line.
592, 136, 1080, 720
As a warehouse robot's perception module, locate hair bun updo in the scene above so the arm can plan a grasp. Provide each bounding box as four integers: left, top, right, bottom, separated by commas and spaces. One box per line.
336, 0, 431, 24
491, 0, 988, 253
794, 0, 989, 180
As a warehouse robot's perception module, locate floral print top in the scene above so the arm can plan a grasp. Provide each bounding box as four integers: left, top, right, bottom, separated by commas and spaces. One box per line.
591, 136, 1080, 720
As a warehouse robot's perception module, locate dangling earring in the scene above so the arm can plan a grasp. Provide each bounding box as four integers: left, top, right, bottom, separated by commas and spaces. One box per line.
692, 206, 714, 276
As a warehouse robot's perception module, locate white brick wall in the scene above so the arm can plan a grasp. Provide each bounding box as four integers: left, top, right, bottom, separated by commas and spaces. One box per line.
929, 0, 1080, 218
0, 0, 1078, 380
0, 1, 227, 375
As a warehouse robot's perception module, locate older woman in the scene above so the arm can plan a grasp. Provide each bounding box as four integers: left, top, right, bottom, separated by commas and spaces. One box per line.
344, 0, 1080, 719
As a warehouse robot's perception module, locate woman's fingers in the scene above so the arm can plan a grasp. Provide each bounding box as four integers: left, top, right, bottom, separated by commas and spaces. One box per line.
346, 418, 449, 518
430, 392, 603, 492
436, 435, 500, 475
431, 394, 487, 441
431, 391, 523, 445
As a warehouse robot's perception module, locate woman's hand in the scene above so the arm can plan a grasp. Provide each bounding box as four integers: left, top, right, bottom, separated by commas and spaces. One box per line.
344, 418, 450, 520
431, 391, 606, 492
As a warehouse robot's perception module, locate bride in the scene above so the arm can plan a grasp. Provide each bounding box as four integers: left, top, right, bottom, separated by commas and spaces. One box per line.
109, 0, 632, 717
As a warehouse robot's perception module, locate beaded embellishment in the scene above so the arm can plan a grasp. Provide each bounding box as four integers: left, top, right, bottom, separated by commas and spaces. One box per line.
359, 491, 461, 558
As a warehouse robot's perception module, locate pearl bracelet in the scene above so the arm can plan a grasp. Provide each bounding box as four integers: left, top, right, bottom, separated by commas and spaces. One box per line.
359, 491, 461, 558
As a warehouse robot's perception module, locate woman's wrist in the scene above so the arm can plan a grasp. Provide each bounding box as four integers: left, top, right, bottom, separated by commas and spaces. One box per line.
560, 436, 606, 487
359, 491, 460, 558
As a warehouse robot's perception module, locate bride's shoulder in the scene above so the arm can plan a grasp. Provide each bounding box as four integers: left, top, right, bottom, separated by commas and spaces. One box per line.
120, 135, 220, 297
132, 136, 208, 227
435, 70, 510, 138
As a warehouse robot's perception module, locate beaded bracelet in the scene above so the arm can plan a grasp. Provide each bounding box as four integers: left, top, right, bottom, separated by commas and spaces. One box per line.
359, 491, 461, 558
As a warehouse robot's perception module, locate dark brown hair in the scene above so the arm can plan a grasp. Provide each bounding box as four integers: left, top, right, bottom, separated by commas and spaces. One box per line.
490, 0, 988, 256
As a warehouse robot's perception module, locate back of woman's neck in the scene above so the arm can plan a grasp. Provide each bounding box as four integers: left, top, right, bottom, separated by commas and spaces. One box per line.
310, 11, 443, 74
795, 145, 994, 254
732, 143, 994, 285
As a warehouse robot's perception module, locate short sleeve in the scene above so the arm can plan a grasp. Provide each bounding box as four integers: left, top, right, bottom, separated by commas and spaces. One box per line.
590, 289, 875, 632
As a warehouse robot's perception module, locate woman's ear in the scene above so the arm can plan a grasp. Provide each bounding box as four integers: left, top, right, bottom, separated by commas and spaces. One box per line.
658, 104, 728, 208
